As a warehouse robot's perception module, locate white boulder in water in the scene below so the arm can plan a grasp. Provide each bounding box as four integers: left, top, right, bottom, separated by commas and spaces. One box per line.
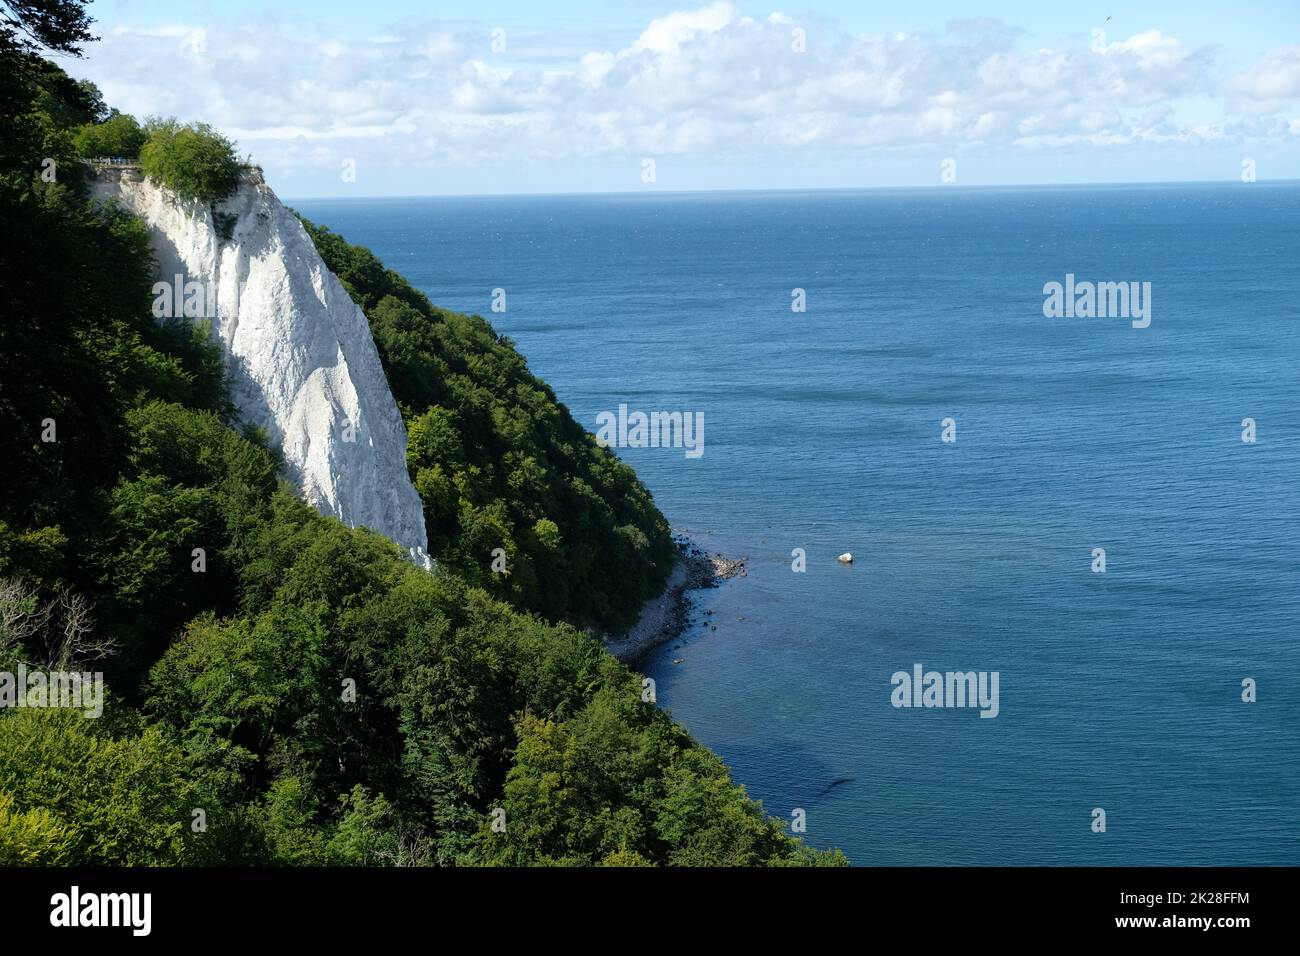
838, 552, 853, 564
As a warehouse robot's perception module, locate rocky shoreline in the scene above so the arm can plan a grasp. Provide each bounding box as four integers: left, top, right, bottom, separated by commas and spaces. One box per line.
601, 537, 747, 666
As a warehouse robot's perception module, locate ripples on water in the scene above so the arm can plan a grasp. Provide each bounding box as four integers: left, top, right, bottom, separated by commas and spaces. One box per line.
295, 183, 1300, 865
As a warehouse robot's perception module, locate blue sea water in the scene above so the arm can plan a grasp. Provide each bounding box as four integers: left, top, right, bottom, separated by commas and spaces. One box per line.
293, 184, 1300, 866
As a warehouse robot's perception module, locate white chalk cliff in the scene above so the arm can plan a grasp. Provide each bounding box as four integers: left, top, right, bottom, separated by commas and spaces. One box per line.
90, 168, 431, 568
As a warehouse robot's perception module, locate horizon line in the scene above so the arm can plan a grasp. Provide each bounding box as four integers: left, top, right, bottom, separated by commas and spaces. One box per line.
281, 176, 1300, 203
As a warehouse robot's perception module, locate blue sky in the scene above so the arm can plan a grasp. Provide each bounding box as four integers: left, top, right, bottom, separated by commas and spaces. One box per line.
69, 1, 1300, 196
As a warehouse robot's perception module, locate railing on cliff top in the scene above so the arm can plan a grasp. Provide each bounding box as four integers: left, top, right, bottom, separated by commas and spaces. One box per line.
86, 156, 141, 167
85, 157, 264, 177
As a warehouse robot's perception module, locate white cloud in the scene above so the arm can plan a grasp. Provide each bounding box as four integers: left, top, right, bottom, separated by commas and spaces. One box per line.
1225, 44, 1300, 114
633, 1, 735, 54
71, 5, 1296, 178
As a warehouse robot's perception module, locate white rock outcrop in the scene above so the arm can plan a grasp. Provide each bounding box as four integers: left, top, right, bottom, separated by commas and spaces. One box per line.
90, 168, 431, 568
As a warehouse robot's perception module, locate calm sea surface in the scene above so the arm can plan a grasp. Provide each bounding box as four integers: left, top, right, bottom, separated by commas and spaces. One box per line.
294, 184, 1300, 865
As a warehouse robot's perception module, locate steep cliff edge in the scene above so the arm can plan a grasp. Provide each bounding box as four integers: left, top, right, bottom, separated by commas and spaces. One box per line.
88, 167, 431, 568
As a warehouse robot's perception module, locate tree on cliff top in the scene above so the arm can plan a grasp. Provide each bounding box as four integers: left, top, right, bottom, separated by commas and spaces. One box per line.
139, 119, 241, 203
74, 112, 146, 159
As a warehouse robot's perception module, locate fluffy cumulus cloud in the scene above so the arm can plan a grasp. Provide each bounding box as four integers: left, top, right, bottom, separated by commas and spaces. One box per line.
1225, 44, 1300, 113
72, 3, 1299, 176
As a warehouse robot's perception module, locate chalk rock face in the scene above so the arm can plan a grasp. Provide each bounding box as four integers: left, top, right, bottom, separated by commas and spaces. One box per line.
89, 168, 431, 568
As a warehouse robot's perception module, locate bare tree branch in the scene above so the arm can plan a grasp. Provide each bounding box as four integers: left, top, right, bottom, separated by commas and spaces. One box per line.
47, 587, 114, 669
0, 577, 116, 669
0, 576, 50, 658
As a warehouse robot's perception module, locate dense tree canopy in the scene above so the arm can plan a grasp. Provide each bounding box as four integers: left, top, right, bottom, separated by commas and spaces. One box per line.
138, 119, 242, 203
0, 0, 94, 58
73, 111, 146, 158
300, 219, 674, 632
0, 26, 845, 867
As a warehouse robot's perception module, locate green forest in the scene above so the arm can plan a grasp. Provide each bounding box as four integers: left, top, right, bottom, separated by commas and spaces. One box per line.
0, 2, 845, 866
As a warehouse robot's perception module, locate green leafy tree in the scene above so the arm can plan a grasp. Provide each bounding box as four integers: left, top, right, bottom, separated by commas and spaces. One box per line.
0, 791, 76, 864
0, 37, 849, 868
0, 0, 95, 57
73, 112, 146, 158
0, 708, 199, 865
139, 118, 241, 203
300, 218, 675, 632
